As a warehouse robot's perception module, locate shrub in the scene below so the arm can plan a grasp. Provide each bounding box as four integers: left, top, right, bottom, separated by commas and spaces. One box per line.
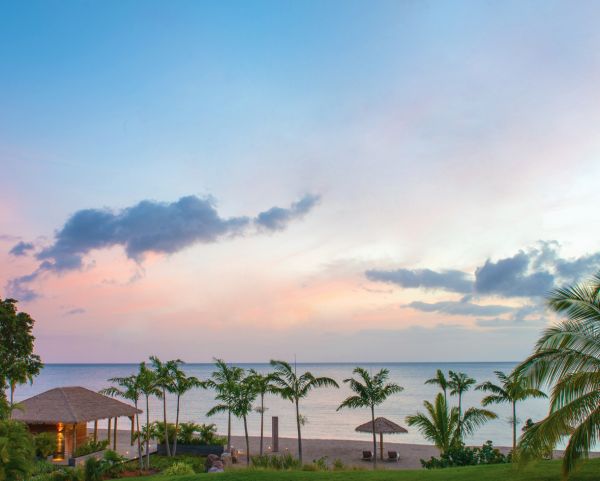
333, 458, 345, 470
0, 420, 35, 480
162, 462, 195, 476
49, 468, 82, 481
83, 457, 103, 481
73, 440, 108, 458
421, 441, 508, 469
251, 453, 301, 470
35, 432, 58, 458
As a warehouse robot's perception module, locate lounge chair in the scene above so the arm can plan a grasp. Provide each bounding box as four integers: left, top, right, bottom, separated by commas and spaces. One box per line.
388, 451, 400, 462
362, 450, 373, 461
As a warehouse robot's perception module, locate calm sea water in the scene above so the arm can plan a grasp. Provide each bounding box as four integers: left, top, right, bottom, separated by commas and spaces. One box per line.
13, 362, 550, 447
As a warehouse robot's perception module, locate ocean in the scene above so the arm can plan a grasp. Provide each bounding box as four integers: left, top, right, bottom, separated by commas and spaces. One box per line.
13, 362, 550, 447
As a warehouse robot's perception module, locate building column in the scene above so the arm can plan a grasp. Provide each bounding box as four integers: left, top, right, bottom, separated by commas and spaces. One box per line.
113, 417, 118, 450
107, 418, 112, 443
93, 420, 98, 442
130, 416, 135, 446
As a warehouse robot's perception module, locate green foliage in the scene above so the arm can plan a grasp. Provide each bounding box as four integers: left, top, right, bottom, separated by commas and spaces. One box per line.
83, 458, 102, 481
332, 459, 345, 470
162, 461, 195, 476
251, 453, 302, 470
72, 440, 108, 458
124, 454, 207, 474
34, 432, 57, 458
421, 441, 508, 469
0, 419, 35, 481
515, 272, 600, 477
101, 449, 126, 477
407, 393, 496, 454
0, 298, 43, 407
176, 422, 226, 445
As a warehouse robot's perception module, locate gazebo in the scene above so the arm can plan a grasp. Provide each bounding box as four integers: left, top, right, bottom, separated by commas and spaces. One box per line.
355, 417, 408, 460
12, 386, 141, 461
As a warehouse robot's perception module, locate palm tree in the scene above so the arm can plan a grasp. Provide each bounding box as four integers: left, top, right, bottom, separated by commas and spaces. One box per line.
211, 374, 257, 466
270, 359, 339, 464
247, 369, 276, 456
169, 363, 203, 456
100, 375, 143, 470
406, 393, 496, 454
515, 272, 600, 477
135, 362, 161, 469
205, 359, 244, 451
448, 371, 476, 437
150, 356, 178, 457
477, 370, 546, 454
337, 367, 403, 468
425, 369, 449, 403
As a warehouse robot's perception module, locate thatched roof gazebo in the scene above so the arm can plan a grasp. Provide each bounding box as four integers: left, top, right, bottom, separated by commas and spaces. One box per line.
355, 417, 408, 460
13, 386, 141, 461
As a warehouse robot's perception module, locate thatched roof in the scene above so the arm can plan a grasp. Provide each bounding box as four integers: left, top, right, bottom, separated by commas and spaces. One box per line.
355, 417, 408, 434
12, 386, 141, 424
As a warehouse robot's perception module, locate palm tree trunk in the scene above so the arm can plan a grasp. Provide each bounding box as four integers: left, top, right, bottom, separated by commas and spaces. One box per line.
243, 415, 250, 466
227, 409, 232, 452
371, 405, 377, 469
135, 401, 142, 471
295, 399, 303, 464
172, 394, 180, 456
512, 401, 517, 454
9, 382, 15, 418
162, 388, 171, 457
458, 394, 462, 439
259, 394, 264, 456
145, 394, 151, 470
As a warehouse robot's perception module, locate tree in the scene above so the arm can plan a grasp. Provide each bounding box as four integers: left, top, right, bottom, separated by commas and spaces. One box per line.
247, 369, 276, 456
0, 298, 43, 410
337, 367, 403, 468
135, 362, 161, 469
515, 272, 600, 476
477, 370, 546, 454
425, 369, 449, 404
208, 373, 257, 465
169, 363, 203, 456
100, 375, 143, 469
205, 359, 244, 451
448, 371, 476, 437
406, 393, 496, 454
149, 356, 178, 457
0, 419, 35, 481
270, 359, 339, 464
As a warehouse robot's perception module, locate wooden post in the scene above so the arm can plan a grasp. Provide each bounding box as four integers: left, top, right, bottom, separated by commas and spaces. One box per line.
130, 416, 135, 446
72, 424, 77, 458
113, 417, 118, 450
379, 432, 384, 461
93, 420, 98, 442
107, 418, 112, 443
272, 416, 279, 452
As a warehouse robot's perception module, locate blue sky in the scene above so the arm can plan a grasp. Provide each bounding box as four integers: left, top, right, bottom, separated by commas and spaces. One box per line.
1, 1, 600, 361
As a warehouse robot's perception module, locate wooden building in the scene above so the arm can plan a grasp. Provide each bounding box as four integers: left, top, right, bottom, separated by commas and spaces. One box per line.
12, 386, 142, 461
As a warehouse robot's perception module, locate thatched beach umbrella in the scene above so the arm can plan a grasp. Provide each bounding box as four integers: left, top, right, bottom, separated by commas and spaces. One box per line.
355, 417, 408, 460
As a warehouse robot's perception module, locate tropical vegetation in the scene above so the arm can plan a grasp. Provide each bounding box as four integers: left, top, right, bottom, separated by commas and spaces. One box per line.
516, 271, 600, 477
269, 359, 339, 464
477, 370, 546, 454
337, 367, 403, 468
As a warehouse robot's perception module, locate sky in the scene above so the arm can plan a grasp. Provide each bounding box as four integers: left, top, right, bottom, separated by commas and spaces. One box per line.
1, 0, 600, 362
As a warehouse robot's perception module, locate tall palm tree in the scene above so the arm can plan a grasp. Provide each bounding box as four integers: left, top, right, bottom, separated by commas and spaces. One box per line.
270, 359, 339, 464
150, 356, 178, 457
205, 359, 244, 451
135, 362, 161, 469
169, 363, 203, 456
515, 272, 600, 477
209, 374, 258, 466
337, 367, 403, 468
406, 393, 496, 454
425, 369, 449, 404
477, 370, 546, 454
247, 369, 276, 456
100, 375, 143, 470
448, 371, 476, 437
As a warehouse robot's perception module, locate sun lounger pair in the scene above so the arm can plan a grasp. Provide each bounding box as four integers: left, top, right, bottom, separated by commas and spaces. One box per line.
362, 451, 400, 462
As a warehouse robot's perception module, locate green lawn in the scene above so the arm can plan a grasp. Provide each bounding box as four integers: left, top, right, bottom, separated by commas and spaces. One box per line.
124, 458, 600, 481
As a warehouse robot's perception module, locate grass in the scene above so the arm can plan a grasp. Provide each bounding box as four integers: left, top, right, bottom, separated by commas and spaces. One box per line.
121, 457, 600, 481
